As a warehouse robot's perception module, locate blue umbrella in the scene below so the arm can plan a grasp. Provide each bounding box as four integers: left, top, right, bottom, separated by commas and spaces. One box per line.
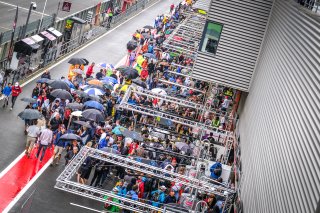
84, 100, 104, 111
37, 78, 50, 83
143, 53, 156, 59
101, 76, 118, 84
112, 125, 126, 135
63, 79, 75, 89
84, 88, 105, 96
98, 63, 114, 69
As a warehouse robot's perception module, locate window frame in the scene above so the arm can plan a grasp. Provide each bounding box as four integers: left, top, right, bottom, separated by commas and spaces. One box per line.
198, 20, 224, 55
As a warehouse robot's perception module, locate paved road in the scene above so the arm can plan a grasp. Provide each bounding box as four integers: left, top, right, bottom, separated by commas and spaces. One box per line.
0, 0, 103, 33
3, 0, 174, 212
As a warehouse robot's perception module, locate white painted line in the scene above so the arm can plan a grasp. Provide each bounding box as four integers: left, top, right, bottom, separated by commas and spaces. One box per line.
2, 158, 53, 213
70, 203, 104, 213
0, 152, 25, 179
0, 25, 11, 30
21, 0, 161, 87
0, 1, 52, 17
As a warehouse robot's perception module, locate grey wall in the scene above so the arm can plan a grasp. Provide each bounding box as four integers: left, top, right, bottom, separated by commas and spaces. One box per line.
192, 0, 273, 91
239, 0, 320, 212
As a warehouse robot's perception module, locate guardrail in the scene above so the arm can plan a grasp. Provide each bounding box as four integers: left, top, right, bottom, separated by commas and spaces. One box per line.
1, 0, 157, 85
295, 0, 320, 13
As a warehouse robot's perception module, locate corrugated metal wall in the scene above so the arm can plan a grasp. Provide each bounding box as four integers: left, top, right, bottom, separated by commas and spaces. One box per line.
239, 0, 320, 212
192, 0, 273, 91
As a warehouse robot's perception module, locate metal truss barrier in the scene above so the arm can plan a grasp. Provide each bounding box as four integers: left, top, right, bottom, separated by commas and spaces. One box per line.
55, 147, 236, 212
119, 101, 231, 136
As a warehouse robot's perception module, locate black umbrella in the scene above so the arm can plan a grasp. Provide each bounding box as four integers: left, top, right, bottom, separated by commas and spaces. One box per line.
68, 58, 87, 65
59, 133, 82, 141
119, 67, 139, 79
82, 58, 89, 66
36, 78, 50, 83
66, 102, 83, 110
74, 90, 89, 98
88, 84, 105, 91
73, 120, 92, 128
18, 109, 42, 120
121, 129, 144, 141
127, 40, 137, 51
143, 25, 154, 29
82, 109, 104, 122
88, 95, 101, 102
48, 80, 70, 90
51, 89, 73, 100
20, 97, 37, 104
103, 83, 114, 90
132, 79, 147, 88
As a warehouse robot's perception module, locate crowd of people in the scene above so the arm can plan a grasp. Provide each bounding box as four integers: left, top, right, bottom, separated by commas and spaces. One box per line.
1, 0, 237, 212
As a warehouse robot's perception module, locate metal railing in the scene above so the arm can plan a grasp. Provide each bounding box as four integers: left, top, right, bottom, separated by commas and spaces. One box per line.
295, 0, 320, 13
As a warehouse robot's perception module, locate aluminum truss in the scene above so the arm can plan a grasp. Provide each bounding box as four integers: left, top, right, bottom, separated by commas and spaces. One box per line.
55, 147, 171, 213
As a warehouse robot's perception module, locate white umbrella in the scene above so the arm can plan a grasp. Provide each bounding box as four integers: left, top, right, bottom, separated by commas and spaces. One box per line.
151, 88, 167, 96
71, 111, 82, 117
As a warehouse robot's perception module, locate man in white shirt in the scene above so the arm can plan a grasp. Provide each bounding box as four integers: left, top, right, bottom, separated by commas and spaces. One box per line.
26, 121, 40, 157
36, 127, 53, 162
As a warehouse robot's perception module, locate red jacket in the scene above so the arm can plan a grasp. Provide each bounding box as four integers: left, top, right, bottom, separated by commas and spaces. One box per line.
11, 86, 22, 97
140, 69, 148, 80
86, 65, 94, 76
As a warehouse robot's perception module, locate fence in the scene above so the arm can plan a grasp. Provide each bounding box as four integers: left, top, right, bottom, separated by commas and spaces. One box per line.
1, 0, 157, 86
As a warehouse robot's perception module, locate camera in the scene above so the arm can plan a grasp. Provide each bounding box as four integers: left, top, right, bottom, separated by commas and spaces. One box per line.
31, 2, 37, 10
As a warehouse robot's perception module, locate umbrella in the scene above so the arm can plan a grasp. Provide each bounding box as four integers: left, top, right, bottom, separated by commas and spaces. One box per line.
175, 142, 190, 153
112, 125, 126, 135
63, 79, 75, 89
88, 95, 101, 102
143, 25, 154, 29
84, 100, 104, 111
143, 53, 156, 59
132, 79, 147, 88
48, 80, 70, 90
74, 90, 89, 98
73, 69, 84, 75
100, 147, 120, 155
120, 67, 139, 79
59, 133, 82, 142
121, 129, 144, 142
82, 58, 89, 66
127, 40, 137, 51
82, 109, 105, 122
20, 97, 37, 104
66, 102, 83, 110
86, 84, 105, 91
98, 63, 114, 70
84, 88, 105, 96
101, 76, 118, 84
18, 109, 42, 120
103, 83, 114, 90
36, 78, 50, 83
73, 120, 92, 128
151, 88, 167, 96
88, 79, 103, 86
51, 89, 73, 100
71, 111, 82, 117
68, 58, 87, 65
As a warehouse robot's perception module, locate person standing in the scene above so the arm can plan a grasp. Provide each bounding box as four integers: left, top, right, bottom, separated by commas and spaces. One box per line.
36, 127, 53, 162
2, 83, 12, 108
41, 69, 51, 79
86, 62, 95, 78
26, 120, 40, 157
11, 82, 22, 110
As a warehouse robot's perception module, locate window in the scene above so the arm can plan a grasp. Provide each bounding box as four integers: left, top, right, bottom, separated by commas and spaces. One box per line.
199, 21, 223, 55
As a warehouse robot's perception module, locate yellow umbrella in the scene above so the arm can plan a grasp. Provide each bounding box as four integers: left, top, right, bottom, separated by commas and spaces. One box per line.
88, 79, 103, 86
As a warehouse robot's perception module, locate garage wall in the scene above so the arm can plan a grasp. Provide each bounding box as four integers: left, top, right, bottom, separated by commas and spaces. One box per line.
239, 0, 320, 212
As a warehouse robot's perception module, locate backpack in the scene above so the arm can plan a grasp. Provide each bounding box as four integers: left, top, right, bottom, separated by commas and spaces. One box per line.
152, 191, 160, 202
213, 164, 222, 176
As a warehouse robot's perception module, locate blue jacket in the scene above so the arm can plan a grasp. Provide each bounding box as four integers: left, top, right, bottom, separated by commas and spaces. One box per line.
98, 137, 109, 149
210, 162, 222, 179
2, 86, 11, 96
116, 186, 127, 197
54, 131, 66, 147
151, 190, 166, 207
126, 190, 138, 201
